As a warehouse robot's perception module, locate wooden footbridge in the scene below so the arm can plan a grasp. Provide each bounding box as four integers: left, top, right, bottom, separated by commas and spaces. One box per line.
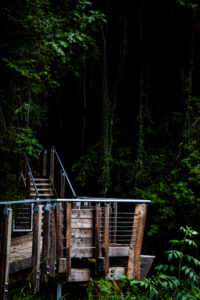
0, 147, 154, 300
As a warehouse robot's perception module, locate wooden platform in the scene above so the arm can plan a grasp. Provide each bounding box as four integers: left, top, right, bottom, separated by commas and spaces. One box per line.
8, 204, 155, 281
0, 202, 154, 300
9, 233, 154, 281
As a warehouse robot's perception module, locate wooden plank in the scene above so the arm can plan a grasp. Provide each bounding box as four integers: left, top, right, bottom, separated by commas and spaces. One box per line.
56, 203, 63, 262
71, 248, 94, 258
60, 173, 65, 198
104, 205, 109, 275
95, 204, 101, 276
36, 154, 41, 177
127, 204, 147, 280
43, 150, 47, 177
71, 209, 94, 219
10, 254, 154, 280
66, 203, 71, 280
109, 247, 129, 257
50, 150, 55, 184
71, 219, 93, 229
71, 237, 93, 248
71, 228, 93, 238
49, 205, 56, 277
139, 255, 155, 280
58, 258, 66, 273
31, 205, 42, 293
62, 246, 128, 258
9, 257, 32, 274
0, 208, 12, 300
41, 204, 51, 282
67, 269, 91, 282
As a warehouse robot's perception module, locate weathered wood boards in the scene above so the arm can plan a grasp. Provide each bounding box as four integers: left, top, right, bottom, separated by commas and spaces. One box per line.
66, 203, 71, 280
31, 205, 42, 294
8, 204, 153, 287
127, 204, 148, 279
0, 208, 12, 300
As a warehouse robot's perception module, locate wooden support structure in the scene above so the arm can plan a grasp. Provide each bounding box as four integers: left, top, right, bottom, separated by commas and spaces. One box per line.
95, 204, 101, 276
50, 149, 55, 184
36, 153, 41, 177
0, 208, 12, 300
127, 204, 148, 279
43, 150, 47, 177
104, 204, 110, 275
60, 172, 65, 198
31, 205, 42, 293
8, 202, 153, 290
49, 204, 57, 277
66, 203, 71, 280
56, 203, 63, 263
41, 203, 51, 283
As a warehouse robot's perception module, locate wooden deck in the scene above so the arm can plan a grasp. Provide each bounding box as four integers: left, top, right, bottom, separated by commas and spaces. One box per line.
9, 233, 154, 281
0, 202, 154, 300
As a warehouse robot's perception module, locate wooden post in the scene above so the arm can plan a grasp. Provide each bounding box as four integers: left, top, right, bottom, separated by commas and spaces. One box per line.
127, 204, 147, 279
50, 149, 55, 184
66, 203, 71, 280
49, 204, 57, 277
26, 173, 31, 198
95, 204, 101, 276
60, 172, 65, 198
0, 208, 12, 300
56, 203, 63, 263
36, 153, 41, 177
104, 204, 109, 276
112, 203, 118, 243
41, 203, 51, 283
43, 150, 47, 177
31, 205, 42, 293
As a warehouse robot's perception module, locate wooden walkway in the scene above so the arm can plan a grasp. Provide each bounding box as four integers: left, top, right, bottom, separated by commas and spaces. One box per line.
0, 202, 155, 300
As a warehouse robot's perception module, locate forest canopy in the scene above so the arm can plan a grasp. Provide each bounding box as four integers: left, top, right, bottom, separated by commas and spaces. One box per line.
0, 0, 200, 255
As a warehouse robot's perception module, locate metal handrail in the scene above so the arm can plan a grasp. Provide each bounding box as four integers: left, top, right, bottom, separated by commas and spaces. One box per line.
0, 198, 151, 206
24, 153, 39, 199
52, 145, 77, 198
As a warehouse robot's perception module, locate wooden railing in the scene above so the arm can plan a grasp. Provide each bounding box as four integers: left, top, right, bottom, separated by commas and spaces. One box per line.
0, 198, 152, 300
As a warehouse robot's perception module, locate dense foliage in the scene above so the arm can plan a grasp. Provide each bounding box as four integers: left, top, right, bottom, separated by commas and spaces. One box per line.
1, 0, 200, 294
87, 227, 200, 299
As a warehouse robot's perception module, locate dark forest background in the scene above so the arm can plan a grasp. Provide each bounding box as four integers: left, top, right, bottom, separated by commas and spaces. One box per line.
1, 0, 200, 260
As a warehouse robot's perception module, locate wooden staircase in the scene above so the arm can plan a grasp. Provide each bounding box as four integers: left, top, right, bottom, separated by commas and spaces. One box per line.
30, 178, 56, 199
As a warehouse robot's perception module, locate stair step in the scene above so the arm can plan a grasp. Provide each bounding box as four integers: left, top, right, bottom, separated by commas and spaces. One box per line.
34, 178, 51, 182
30, 188, 52, 191
30, 193, 56, 197
31, 183, 51, 186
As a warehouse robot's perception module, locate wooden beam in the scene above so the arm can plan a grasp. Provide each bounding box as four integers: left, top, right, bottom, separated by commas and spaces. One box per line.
49, 205, 56, 277
104, 204, 109, 275
50, 149, 55, 184
31, 205, 42, 294
47, 255, 155, 279
43, 150, 47, 177
56, 203, 63, 264
71, 218, 93, 229
95, 204, 101, 276
68, 268, 91, 282
71, 209, 94, 219
127, 204, 147, 279
66, 203, 71, 280
36, 153, 41, 177
41, 203, 51, 283
0, 208, 12, 300
60, 173, 65, 198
